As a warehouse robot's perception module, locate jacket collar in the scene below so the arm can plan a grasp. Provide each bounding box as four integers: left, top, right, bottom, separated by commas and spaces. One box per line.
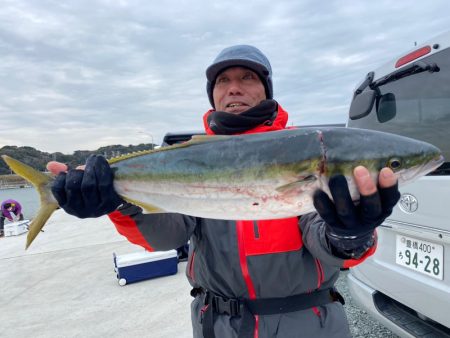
202, 103, 289, 135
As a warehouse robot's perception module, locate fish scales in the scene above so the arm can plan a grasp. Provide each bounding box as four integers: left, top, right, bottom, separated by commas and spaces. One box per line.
113, 129, 322, 180
112, 129, 324, 219
111, 128, 442, 219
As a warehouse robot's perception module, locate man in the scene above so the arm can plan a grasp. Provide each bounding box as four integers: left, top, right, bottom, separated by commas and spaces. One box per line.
1, 199, 24, 237
48, 45, 400, 338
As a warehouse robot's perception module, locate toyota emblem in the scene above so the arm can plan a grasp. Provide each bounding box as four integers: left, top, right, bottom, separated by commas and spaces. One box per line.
399, 193, 418, 213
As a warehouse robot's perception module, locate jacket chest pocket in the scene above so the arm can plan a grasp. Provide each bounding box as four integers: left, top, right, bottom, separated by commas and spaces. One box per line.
240, 218, 303, 256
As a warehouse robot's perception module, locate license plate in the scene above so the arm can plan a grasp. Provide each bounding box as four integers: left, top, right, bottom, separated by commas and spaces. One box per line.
396, 235, 444, 280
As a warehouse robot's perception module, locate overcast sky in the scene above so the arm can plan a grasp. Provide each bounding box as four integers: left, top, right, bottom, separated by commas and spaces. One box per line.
1, 0, 449, 154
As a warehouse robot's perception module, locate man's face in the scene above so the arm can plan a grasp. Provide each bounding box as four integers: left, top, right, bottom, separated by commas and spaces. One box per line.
212, 66, 266, 114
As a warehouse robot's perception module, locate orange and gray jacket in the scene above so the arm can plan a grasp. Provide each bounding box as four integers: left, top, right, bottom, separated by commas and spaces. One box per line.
108, 104, 376, 338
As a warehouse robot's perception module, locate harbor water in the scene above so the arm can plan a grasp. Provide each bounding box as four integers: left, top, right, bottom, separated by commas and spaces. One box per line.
0, 187, 39, 219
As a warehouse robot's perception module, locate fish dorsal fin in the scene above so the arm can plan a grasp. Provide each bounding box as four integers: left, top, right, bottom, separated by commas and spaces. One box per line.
275, 175, 318, 194
108, 135, 231, 164
108, 149, 155, 165
108, 135, 232, 164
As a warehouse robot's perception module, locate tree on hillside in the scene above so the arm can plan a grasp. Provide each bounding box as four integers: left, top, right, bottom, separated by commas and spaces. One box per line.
0, 143, 155, 175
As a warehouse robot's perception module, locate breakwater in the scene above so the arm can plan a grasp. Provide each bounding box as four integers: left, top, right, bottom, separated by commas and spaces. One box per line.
0, 183, 32, 189
0, 174, 41, 190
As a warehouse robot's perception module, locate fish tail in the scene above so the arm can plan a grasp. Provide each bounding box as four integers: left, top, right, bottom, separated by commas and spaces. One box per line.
1, 155, 59, 249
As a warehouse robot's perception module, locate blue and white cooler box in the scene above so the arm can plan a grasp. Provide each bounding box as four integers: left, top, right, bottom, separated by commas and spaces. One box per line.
4, 220, 30, 237
113, 249, 178, 286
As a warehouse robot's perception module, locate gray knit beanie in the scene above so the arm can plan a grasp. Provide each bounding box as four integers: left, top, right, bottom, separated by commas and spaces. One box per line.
206, 45, 273, 108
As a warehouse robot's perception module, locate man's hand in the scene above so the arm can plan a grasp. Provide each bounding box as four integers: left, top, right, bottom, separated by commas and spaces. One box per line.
47, 155, 124, 218
313, 166, 401, 253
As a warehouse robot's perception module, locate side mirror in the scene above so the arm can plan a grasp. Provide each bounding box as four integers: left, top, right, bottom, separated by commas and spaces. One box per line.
377, 93, 397, 123
349, 90, 377, 120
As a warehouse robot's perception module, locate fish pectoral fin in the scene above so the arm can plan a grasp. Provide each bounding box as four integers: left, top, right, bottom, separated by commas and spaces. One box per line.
276, 175, 318, 194
122, 197, 166, 214
140, 203, 166, 213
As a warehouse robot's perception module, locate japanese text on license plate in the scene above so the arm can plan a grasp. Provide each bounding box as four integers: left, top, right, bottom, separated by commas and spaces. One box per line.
396, 235, 444, 280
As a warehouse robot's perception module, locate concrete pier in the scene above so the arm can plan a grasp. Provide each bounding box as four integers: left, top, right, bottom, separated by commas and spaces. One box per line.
0, 210, 192, 338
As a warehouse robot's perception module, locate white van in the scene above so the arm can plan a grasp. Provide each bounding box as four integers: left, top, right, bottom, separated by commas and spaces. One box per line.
347, 31, 450, 337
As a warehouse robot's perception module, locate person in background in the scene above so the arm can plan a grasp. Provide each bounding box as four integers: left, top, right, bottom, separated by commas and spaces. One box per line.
47, 45, 400, 337
1, 199, 24, 237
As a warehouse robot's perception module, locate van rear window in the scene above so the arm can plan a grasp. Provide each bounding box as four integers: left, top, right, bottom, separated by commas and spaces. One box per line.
348, 48, 450, 165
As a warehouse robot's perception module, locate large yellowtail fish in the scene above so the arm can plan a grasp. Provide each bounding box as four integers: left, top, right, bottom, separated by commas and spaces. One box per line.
2, 127, 444, 249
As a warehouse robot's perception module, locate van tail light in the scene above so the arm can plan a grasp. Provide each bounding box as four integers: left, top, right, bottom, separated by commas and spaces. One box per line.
395, 46, 432, 68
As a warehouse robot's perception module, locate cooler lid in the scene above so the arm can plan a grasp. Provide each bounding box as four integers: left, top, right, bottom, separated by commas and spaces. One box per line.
114, 249, 177, 267
4, 220, 30, 228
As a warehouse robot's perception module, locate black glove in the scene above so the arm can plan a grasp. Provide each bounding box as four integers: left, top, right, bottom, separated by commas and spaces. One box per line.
51, 154, 125, 218
313, 174, 400, 254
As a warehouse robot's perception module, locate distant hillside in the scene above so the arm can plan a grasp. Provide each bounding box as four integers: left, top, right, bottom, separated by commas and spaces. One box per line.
0, 143, 155, 175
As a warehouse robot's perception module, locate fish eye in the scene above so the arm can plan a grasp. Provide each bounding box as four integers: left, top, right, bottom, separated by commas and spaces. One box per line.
387, 158, 402, 170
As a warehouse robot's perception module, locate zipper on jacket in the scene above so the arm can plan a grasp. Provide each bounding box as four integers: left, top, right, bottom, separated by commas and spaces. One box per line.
188, 250, 196, 283
312, 307, 325, 328
200, 304, 209, 323
252, 221, 260, 239
236, 221, 259, 338
314, 259, 324, 289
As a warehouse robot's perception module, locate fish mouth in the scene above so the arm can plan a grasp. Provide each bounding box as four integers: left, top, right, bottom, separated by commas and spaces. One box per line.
421, 154, 445, 173
398, 155, 445, 182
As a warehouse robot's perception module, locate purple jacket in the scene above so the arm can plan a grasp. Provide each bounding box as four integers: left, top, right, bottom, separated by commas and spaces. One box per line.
1, 199, 22, 220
